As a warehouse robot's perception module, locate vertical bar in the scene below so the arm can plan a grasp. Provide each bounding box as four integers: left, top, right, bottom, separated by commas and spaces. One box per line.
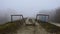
44, 16, 46, 22
21, 15, 23, 21
47, 15, 49, 22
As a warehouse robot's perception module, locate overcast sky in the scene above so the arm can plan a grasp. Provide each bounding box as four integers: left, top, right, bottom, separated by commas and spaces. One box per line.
0, 0, 60, 17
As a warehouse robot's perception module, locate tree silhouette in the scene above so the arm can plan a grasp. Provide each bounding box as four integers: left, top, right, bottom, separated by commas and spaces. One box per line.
54, 8, 60, 23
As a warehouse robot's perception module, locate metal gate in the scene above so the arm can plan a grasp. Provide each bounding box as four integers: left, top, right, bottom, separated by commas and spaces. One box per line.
36, 14, 49, 23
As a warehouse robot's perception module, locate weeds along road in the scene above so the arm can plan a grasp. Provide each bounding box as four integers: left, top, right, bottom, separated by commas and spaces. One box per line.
12, 18, 51, 34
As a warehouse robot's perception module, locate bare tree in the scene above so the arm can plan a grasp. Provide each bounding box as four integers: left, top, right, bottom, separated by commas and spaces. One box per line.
54, 8, 60, 23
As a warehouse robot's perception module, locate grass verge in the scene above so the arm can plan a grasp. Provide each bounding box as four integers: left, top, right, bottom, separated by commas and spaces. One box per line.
36, 20, 60, 34
0, 19, 26, 34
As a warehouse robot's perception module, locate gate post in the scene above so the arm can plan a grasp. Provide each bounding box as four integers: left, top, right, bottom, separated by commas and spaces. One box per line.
11, 15, 24, 23
36, 14, 49, 23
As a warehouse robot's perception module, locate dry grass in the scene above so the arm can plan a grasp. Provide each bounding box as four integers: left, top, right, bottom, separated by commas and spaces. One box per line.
36, 20, 60, 34
0, 18, 26, 34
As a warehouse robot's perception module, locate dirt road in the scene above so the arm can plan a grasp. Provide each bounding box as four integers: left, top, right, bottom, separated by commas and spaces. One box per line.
13, 18, 51, 34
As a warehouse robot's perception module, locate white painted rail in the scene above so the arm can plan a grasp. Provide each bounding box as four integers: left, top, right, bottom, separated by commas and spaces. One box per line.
49, 22, 60, 27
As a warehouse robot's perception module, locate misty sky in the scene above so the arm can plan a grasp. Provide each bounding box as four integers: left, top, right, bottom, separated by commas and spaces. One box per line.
0, 0, 60, 17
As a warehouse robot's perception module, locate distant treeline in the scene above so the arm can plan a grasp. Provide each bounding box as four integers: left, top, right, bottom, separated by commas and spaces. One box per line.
38, 7, 60, 23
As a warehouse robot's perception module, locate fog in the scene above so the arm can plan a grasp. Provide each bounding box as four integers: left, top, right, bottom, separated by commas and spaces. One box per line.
0, 0, 60, 24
